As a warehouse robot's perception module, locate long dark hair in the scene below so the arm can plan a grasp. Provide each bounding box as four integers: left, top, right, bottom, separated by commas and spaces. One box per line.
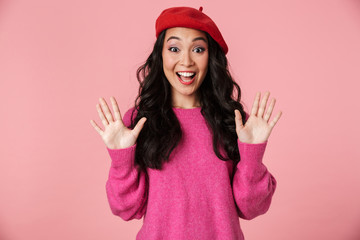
129, 29, 247, 173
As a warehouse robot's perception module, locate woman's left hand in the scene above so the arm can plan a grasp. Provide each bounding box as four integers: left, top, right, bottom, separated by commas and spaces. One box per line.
234, 91, 282, 144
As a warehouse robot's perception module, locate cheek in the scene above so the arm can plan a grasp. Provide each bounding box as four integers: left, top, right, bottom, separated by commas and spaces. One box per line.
199, 54, 209, 73
162, 52, 176, 71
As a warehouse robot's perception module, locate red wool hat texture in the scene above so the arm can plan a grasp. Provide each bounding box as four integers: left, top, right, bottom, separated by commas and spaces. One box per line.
155, 6, 228, 55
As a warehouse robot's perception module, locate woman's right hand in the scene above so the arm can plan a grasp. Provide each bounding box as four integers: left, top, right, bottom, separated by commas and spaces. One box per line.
90, 97, 147, 149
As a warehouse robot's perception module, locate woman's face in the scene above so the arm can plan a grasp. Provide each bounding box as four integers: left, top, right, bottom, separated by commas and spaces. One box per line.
162, 27, 209, 107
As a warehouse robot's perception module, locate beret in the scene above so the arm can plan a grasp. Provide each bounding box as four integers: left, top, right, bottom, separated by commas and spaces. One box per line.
155, 6, 228, 55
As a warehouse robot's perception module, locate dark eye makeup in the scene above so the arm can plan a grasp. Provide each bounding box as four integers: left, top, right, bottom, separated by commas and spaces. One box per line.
168, 46, 206, 53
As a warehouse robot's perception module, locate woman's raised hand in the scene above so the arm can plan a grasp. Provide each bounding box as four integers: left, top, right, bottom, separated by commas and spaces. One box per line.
234, 91, 282, 144
90, 97, 147, 149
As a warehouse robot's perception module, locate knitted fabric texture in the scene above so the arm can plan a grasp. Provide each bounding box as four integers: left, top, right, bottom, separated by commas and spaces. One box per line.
105, 107, 277, 240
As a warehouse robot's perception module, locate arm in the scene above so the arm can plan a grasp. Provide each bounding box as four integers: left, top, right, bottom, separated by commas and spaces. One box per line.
232, 91, 282, 220
232, 112, 277, 220
105, 107, 148, 221
232, 139, 277, 220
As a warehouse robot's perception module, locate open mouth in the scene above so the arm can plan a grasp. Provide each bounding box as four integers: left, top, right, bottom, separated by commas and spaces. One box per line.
176, 72, 196, 84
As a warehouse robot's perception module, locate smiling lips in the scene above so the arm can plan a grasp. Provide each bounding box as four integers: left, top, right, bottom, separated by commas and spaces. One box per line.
176, 71, 196, 85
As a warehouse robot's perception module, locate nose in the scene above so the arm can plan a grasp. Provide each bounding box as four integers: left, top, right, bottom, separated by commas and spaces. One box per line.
180, 51, 194, 67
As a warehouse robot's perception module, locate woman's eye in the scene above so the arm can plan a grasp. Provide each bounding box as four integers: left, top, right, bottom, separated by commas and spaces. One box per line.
193, 47, 205, 53
169, 47, 179, 52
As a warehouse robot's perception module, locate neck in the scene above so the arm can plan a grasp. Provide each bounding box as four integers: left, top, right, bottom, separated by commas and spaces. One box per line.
171, 94, 201, 109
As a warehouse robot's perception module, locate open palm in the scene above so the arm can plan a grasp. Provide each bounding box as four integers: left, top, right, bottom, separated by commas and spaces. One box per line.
234, 91, 282, 144
90, 97, 147, 149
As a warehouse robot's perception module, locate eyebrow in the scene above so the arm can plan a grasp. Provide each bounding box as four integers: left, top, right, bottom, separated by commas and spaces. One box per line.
166, 36, 208, 43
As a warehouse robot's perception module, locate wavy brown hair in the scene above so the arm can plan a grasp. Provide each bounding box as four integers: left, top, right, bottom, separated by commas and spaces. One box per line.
128, 29, 248, 174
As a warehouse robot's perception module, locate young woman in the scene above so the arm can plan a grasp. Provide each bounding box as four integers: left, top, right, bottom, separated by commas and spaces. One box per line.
90, 6, 282, 240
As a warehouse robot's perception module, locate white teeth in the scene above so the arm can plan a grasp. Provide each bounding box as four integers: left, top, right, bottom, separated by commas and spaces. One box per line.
178, 72, 195, 77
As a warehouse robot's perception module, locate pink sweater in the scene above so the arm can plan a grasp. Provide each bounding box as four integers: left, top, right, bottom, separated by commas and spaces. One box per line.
105, 107, 277, 240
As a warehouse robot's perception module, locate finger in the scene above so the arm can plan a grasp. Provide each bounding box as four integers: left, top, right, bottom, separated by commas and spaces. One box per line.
96, 103, 109, 126
250, 92, 261, 116
264, 98, 275, 122
234, 109, 243, 133
99, 97, 115, 123
110, 96, 123, 123
258, 91, 270, 118
269, 111, 282, 129
90, 119, 103, 135
132, 117, 147, 138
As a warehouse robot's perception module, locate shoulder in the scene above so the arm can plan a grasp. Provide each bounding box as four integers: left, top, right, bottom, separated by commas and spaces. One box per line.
122, 106, 138, 128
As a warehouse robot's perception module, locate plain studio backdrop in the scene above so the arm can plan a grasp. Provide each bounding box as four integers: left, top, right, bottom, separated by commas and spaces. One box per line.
1, 0, 360, 239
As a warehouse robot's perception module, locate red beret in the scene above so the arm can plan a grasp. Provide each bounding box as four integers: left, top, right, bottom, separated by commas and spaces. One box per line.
155, 6, 228, 55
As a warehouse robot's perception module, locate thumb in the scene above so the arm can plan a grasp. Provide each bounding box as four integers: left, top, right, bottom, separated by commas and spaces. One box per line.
234, 110, 243, 133
132, 117, 147, 138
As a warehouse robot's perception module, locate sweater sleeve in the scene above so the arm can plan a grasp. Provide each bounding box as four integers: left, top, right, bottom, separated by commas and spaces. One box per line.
232, 112, 277, 220
105, 107, 148, 221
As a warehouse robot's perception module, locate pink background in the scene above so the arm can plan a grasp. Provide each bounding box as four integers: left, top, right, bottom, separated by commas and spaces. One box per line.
1, 0, 360, 239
